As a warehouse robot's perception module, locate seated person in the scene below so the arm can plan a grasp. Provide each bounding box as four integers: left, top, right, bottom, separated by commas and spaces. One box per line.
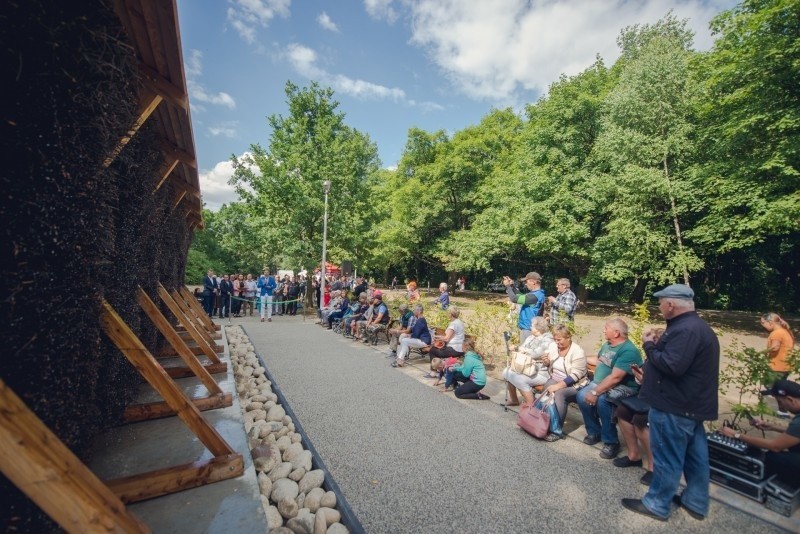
502, 316, 555, 406
342, 293, 368, 337
434, 282, 450, 310
388, 303, 414, 355
363, 291, 390, 343
613, 330, 662, 487
719, 379, 800, 488
442, 339, 489, 400
577, 318, 643, 460
319, 289, 342, 323
326, 291, 352, 329
352, 295, 376, 340
406, 281, 420, 303
429, 307, 466, 362
541, 325, 588, 442
393, 304, 431, 367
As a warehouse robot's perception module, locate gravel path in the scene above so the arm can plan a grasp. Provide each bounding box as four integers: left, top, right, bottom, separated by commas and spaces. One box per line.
243, 314, 782, 533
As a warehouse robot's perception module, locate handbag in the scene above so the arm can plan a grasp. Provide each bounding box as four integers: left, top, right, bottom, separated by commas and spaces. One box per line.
619, 395, 650, 414
433, 339, 446, 349
517, 392, 552, 439
510, 351, 538, 377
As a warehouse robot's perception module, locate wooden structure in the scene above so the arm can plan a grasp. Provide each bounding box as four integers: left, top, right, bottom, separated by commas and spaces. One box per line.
100, 301, 243, 503
109, 0, 203, 230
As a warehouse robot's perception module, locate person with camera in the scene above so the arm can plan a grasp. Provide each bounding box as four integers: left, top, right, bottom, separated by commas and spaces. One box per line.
503, 271, 545, 344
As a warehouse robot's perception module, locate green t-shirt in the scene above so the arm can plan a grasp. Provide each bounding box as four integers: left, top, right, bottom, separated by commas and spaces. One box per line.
594, 339, 642, 389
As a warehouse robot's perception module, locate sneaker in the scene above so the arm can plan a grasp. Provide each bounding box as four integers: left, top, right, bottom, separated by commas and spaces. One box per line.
613, 456, 643, 468
260, 318, 265, 322
583, 434, 601, 446
544, 433, 564, 442
777, 410, 791, 418
640, 471, 654, 486
600, 443, 621, 459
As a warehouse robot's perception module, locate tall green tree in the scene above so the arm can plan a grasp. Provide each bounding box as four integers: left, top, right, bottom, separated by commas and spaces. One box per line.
230, 82, 380, 300
590, 15, 703, 291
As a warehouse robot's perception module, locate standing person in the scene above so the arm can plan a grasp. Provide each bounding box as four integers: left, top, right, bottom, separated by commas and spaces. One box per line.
503, 271, 545, 344
622, 284, 720, 522
219, 274, 232, 318
232, 273, 244, 317
257, 269, 277, 323
391, 276, 397, 290
202, 269, 217, 317
547, 278, 578, 325
761, 312, 795, 379
353, 276, 368, 299
286, 276, 300, 315
243, 274, 257, 317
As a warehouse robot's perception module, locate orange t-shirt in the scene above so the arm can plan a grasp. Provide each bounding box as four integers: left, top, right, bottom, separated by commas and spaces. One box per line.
767, 328, 794, 372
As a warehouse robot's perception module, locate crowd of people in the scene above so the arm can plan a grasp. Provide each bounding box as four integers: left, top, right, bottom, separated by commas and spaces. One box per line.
202, 267, 799, 521
198, 269, 306, 321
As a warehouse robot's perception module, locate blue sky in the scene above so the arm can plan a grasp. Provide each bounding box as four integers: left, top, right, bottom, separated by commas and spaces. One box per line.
176, 0, 738, 210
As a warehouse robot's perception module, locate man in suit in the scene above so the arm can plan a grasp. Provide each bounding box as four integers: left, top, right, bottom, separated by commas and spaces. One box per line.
219, 274, 232, 318
202, 269, 218, 317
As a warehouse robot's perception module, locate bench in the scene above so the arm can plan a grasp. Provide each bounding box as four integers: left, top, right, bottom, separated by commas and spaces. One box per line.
409, 328, 477, 361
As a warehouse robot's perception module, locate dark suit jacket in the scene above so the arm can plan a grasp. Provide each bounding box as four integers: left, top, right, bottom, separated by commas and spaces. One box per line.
203, 275, 218, 295
219, 280, 232, 296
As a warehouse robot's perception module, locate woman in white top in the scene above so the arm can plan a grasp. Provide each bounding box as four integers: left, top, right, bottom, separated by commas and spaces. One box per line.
429, 307, 466, 362
540, 324, 587, 441
502, 317, 555, 406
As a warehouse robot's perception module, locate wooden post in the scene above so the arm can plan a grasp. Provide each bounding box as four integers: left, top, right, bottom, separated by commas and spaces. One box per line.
0, 379, 150, 533
178, 286, 222, 333
166, 287, 220, 344
100, 301, 231, 457
157, 286, 222, 364
137, 287, 222, 395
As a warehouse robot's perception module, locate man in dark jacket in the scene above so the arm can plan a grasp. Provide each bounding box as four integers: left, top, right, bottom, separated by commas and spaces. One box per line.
622, 284, 719, 522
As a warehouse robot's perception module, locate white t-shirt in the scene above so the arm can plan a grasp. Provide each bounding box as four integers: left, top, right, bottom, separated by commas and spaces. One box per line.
446, 319, 465, 352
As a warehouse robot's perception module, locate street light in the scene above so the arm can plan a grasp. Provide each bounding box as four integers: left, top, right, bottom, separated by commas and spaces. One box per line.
320, 180, 331, 313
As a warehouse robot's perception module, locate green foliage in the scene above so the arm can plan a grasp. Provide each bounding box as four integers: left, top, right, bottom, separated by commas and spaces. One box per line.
719, 340, 782, 425
466, 300, 517, 366
629, 303, 651, 350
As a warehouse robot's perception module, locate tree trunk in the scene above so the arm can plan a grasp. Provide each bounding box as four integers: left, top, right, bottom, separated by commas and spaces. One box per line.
629, 277, 649, 304
663, 155, 690, 285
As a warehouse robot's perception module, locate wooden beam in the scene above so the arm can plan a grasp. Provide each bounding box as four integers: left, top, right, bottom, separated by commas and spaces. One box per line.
172, 189, 187, 210
160, 139, 196, 169
103, 87, 163, 168
179, 286, 222, 332
106, 454, 243, 504
152, 157, 179, 193
123, 393, 232, 423
157, 286, 222, 363
138, 62, 189, 110
100, 301, 232, 458
137, 288, 222, 395
0, 378, 150, 533
164, 362, 227, 379
168, 289, 220, 345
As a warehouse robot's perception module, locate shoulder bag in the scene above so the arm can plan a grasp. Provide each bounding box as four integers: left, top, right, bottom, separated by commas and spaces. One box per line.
510, 350, 539, 377
517, 392, 553, 439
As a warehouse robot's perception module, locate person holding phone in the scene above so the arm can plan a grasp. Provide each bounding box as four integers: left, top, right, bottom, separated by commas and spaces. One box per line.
504, 272, 545, 344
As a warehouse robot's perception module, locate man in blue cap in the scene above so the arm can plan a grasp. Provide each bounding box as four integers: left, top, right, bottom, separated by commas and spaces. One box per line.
622, 284, 720, 522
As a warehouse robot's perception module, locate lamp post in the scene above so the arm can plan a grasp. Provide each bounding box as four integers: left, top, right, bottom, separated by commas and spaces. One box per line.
320, 180, 331, 313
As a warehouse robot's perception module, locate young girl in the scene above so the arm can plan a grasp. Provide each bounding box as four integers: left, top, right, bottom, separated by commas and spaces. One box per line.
431, 356, 460, 390
443, 339, 489, 400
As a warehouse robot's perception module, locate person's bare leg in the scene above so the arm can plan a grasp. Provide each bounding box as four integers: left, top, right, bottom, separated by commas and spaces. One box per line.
636, 426, 653, 471
619, 419, 642, 461
506, 383, 520, 405
521, 390, 534, 405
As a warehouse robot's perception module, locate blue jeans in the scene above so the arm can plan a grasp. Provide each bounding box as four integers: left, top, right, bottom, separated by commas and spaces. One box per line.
577, 381, 618, 444
642, 408, 709, 519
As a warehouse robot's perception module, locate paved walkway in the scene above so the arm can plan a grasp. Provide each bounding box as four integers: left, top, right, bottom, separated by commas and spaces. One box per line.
242, 313, 785, 533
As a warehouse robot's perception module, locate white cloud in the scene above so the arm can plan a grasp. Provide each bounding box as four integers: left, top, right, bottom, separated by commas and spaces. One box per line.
185, 49, 237, 111
364, 0, 398, 23
208, 121, 239, 137
285, 44, 412, 103
317, 12, 339, 32
406, 0, 739, 101
199, 152, 256, 210
227, 0, 291, 43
